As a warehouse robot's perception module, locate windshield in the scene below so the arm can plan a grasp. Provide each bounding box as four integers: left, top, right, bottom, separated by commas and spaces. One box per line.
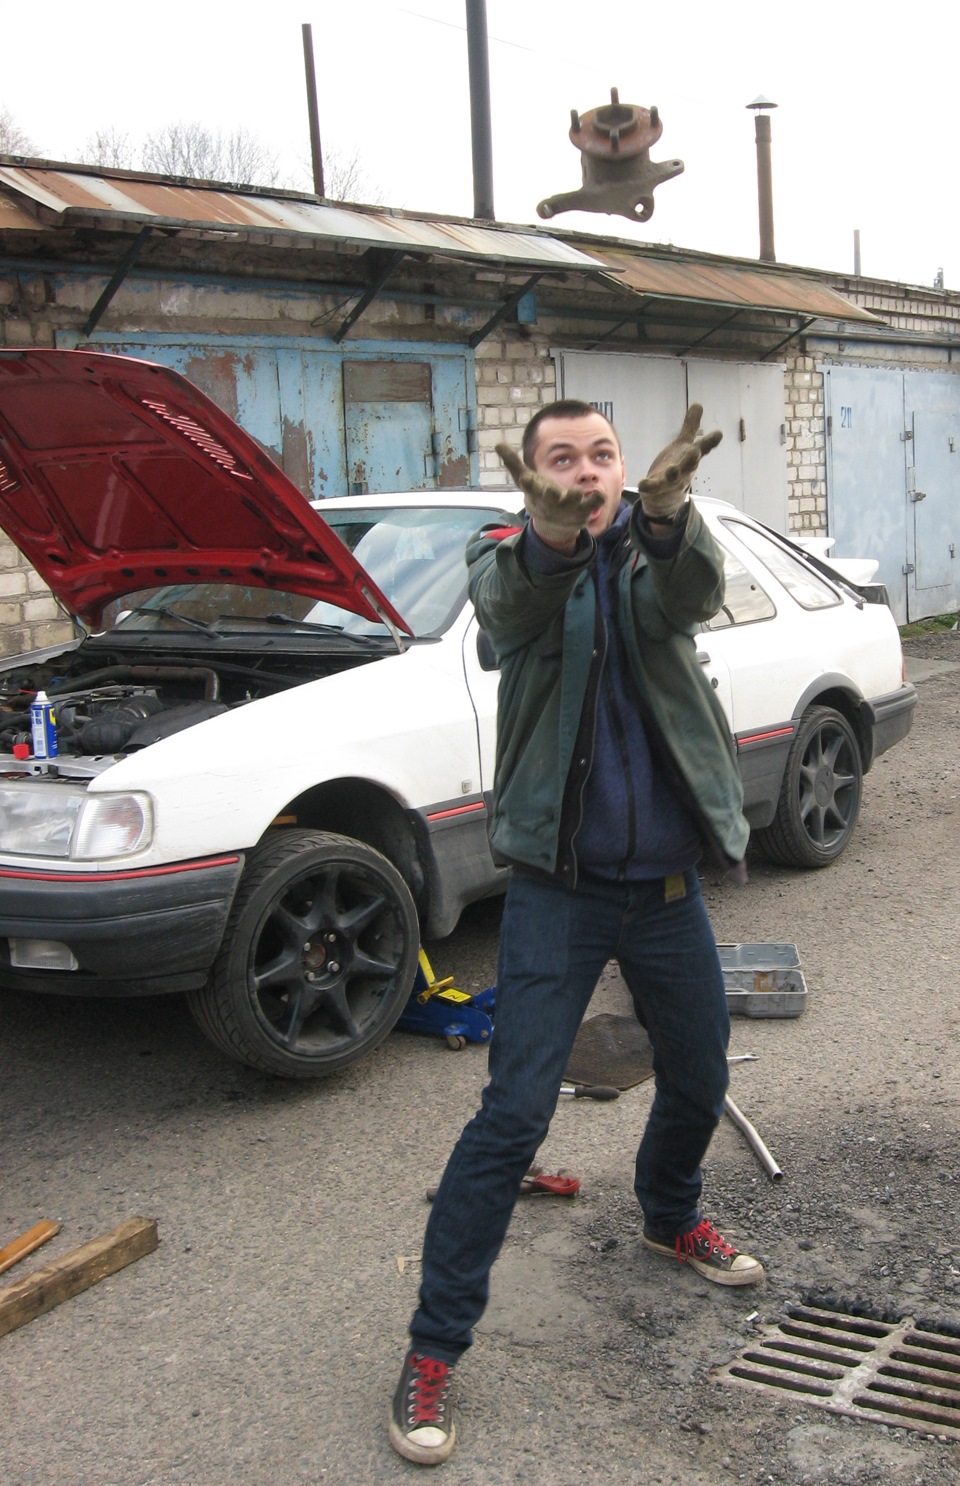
103, 503, 515, 639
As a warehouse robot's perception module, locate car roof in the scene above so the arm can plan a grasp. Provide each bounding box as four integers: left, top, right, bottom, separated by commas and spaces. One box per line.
316, 489, 521, 511
316, 489, 742, 517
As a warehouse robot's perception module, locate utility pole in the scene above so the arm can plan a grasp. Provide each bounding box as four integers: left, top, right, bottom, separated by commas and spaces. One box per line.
302, 23, 325, 197
465, 0, 495, 220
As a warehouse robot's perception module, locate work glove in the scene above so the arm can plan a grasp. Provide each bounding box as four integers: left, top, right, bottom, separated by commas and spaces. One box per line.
634, 404, 722, 522
497, 442, 603, 546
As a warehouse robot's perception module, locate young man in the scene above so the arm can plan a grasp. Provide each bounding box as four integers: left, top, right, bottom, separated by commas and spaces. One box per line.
389, 401, 759, 1467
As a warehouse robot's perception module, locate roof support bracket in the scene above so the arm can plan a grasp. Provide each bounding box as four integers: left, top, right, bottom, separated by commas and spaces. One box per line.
679, 307, 745, 355
469, 273, 544, 348
82, 225, 155, 337
760, 316, 817, 360
333, 249, 406, 343
585, 301, 651, 351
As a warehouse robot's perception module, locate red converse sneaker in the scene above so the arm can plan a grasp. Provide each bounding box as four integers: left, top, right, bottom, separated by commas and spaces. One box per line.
389, 1348, 457, 1465
643, 1216, 764, 1286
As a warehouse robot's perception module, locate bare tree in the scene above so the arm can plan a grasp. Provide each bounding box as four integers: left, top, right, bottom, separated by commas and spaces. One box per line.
217, 128, 283, 189
0, 107, 38, 155
80, 126, 135, 170
323, 146, 382, 204
141, 122, 281, 187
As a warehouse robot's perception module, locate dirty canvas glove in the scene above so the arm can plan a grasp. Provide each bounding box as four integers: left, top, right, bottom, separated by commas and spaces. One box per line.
634, 404, 722, 522
497, 442, 603, 546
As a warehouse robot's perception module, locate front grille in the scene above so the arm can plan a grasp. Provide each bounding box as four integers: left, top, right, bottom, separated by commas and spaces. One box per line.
714, 1303, 960, 1440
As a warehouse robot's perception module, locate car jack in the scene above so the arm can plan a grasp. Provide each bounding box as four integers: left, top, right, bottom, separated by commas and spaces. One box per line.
396, 950, 495, 1049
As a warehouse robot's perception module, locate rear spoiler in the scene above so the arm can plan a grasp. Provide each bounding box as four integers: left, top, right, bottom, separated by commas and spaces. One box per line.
777, 530, 892, 612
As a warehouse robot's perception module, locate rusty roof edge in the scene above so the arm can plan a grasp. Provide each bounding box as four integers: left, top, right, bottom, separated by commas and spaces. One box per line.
593, 272, 884, 327
0, 159, 617, 273
0, 158, 944, 310
0, 153, 616, 240
0, 152, 336, 203
56, 209, 615, 275
549, 225, 906, 299
577, 244, 884, 325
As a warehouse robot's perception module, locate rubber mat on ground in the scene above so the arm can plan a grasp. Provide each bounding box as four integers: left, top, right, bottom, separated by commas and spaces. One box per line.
564, 1013, 655, 1090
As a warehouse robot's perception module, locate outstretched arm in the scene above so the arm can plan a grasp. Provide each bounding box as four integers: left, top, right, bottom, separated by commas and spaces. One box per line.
496, 443, 602, 550
634, 404, 722, 524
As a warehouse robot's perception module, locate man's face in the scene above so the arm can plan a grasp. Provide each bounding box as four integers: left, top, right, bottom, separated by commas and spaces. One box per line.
528, 412, 626, 537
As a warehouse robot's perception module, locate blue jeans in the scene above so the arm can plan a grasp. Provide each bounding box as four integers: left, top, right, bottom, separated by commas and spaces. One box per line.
409, 867, 730, 1362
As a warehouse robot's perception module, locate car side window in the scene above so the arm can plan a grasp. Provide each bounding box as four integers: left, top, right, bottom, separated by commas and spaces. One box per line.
703, 551, 777, 630
726, 520, 842, 611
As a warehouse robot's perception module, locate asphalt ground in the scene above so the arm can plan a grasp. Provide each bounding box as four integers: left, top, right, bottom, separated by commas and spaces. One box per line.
1, 632, 958, 1486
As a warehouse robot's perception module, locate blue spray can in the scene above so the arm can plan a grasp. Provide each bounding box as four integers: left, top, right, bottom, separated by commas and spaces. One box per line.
30, 690, 58, 760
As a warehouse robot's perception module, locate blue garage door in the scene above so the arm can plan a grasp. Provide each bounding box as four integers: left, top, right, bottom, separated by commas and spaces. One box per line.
61, 333, 477, 500
824, 365, 960, 623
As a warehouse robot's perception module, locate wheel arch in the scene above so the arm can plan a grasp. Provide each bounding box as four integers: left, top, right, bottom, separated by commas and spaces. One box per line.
272, 777, 430, 917
791, 676, 873, 772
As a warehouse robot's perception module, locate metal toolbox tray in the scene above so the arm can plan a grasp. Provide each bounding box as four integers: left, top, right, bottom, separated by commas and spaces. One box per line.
717, 943, 807, 1018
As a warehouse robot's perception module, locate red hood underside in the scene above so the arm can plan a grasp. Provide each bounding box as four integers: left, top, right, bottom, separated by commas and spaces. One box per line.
0, 348, 411, 633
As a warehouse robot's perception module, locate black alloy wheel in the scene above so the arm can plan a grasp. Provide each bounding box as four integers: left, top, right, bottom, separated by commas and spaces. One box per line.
187, 829, 419, 1076
752, 704, 863, 869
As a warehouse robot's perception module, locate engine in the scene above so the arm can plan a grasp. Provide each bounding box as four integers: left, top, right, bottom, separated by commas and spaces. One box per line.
0, 672, 229, 759
0, 635, 372, 764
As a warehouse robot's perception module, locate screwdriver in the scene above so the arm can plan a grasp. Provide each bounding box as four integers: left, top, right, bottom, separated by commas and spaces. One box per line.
558, 1083, 620, 1100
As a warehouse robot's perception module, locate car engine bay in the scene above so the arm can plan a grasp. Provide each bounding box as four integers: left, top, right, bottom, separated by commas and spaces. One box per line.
0, 641, 375, 766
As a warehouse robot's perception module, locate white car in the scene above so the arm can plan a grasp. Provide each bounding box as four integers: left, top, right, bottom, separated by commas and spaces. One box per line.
0, 351, 915, 1077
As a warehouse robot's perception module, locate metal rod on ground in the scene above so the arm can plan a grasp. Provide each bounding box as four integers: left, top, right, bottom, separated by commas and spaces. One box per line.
724, 1093, 783, 1181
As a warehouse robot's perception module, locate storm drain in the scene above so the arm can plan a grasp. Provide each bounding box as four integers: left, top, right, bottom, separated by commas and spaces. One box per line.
713, 1303, 960, 1441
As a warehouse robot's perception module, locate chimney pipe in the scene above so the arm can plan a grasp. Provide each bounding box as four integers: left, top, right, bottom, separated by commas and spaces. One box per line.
747, 96, 777, 263
465, 0, 495, 220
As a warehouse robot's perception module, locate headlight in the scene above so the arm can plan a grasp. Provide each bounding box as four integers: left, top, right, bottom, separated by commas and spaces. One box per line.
0, 786, 83, 856
0, 786, 153, 859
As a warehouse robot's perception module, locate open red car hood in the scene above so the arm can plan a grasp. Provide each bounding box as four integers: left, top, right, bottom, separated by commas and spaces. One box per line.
0, 349, 412, 634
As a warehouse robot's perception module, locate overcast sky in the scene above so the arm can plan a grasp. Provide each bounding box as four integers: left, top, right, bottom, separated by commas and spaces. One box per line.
5, 0, 957, 291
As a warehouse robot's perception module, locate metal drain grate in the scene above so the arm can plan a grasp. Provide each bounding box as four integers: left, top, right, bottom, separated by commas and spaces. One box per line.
713, 1303, 960, 1440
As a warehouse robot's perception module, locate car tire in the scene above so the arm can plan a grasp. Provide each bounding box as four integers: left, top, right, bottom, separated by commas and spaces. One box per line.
751, 705, 863, 869
186, 828, 419, 1077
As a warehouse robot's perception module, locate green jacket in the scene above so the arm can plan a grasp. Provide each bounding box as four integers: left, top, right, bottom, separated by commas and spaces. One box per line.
466, 500, 750, 884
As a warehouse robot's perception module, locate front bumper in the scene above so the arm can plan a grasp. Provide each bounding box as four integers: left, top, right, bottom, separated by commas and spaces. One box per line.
0, 853, 244, 995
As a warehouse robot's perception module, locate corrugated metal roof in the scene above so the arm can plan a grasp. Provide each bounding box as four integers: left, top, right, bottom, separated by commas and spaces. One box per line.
0, 190, 46, 231
0, 164, 608, 273
590, 244, 881, 323
0, 161, 880, 328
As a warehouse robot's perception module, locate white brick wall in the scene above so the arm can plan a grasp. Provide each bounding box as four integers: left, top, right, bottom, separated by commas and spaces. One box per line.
782, 353, 827, 534
475, 338, 557, 485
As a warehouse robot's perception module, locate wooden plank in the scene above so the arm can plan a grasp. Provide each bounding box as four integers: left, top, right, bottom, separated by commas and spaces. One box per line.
0, 1216, 158, 1340
0, 1220, 62, 1277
